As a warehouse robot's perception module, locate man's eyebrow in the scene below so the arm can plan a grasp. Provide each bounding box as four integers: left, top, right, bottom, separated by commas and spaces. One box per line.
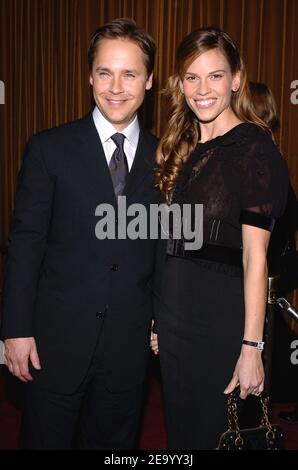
94, 67, 139, 74
123, 69, 139, 74
95, 66, 110, 73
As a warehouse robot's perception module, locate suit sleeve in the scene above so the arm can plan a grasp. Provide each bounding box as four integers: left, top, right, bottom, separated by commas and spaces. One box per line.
1, 136, 55, 339
151, 237, 167, 334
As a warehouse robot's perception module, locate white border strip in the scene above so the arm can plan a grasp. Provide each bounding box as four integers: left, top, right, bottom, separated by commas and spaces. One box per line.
0, 340, 6, 365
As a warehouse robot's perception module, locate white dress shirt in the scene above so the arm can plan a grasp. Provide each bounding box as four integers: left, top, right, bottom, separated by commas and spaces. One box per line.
92, 106, 140, 171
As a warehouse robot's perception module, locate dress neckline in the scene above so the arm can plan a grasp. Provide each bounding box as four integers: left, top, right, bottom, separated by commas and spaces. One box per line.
197, 122, 252, 148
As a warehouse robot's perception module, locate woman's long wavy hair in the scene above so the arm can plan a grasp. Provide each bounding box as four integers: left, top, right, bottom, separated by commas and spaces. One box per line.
155, 27, 270, 202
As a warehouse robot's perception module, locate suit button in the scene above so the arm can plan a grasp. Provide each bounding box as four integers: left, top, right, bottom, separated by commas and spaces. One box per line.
96, 311, 104, 319
111, 264, 118, 271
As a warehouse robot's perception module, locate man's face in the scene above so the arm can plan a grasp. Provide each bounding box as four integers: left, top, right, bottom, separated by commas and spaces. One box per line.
89, 39, 153, 131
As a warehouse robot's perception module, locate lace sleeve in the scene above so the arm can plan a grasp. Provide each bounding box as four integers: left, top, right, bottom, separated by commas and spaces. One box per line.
239, 131, 289, 232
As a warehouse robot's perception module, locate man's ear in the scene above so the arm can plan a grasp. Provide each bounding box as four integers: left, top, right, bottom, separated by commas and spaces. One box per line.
146, 72, 153, 90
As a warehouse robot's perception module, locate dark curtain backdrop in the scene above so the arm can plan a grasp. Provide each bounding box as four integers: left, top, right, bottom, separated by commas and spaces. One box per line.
1, 0, 298, 320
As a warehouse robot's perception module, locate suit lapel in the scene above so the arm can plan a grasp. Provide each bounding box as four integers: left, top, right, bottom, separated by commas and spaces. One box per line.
75, 113, 117, 206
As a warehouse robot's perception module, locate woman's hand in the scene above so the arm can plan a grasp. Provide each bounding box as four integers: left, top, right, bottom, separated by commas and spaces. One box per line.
150, 332, 159, 355
224, 345, 264, 399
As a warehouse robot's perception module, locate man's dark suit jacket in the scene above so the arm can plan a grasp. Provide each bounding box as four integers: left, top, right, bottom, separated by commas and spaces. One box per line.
1, 112, 161, 394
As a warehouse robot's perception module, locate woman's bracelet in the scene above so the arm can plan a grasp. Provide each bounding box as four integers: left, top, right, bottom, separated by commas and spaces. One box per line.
242, 339, 265, 350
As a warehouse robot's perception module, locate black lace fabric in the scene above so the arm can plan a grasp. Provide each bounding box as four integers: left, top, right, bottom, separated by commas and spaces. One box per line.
168, 123, 289, 253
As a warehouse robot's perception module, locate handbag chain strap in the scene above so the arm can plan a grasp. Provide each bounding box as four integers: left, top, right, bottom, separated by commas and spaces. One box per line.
260, 395, 276, 442
227, 391, 276, 447
227, 396, 244, 447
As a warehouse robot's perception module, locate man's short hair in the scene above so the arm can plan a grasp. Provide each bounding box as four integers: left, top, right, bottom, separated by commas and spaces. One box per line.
88, 18, 156, 76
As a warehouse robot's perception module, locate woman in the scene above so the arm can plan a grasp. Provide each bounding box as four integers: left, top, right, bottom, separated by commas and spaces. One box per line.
248, 81, 298, 425
152, 28, 289, 449
248, 81, 280, 133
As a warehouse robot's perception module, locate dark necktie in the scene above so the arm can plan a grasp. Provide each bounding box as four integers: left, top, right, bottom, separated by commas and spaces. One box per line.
109, 133, 128, 197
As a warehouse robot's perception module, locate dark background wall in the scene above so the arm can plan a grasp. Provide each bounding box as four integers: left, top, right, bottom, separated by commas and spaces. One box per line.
1, 0, 298, 325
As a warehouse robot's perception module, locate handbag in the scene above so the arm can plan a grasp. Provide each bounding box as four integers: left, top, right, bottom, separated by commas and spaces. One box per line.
217, 389, 284, 450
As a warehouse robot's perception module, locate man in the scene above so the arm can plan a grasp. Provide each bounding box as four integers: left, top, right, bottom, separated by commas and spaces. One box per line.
1, 18, 160, 449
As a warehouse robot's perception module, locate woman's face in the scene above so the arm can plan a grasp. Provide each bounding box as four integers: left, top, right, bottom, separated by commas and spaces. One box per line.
181, 48, 240, 124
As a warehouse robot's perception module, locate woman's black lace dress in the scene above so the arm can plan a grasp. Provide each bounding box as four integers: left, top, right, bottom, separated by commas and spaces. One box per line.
158, 123, 289, 449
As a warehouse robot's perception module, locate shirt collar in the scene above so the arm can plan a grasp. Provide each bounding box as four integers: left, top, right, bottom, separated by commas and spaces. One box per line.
92, 106, 140, 147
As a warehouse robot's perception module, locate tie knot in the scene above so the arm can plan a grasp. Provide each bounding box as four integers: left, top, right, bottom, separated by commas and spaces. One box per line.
111, 133, 125, 149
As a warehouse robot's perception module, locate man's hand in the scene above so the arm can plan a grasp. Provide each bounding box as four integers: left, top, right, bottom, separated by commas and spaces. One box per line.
4, 337, 41, 382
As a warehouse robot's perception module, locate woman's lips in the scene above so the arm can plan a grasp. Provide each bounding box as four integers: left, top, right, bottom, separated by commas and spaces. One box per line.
194, 98, 217, 109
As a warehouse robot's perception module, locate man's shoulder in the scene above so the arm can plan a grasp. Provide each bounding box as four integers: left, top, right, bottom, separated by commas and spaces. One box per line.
141, 128, 159, 151
30, 113, 93, 146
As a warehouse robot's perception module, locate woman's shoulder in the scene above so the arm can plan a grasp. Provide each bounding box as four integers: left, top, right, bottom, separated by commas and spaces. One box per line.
220, 122, 270, 147
225, 122, 284, 162
229, 123, 288, 188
